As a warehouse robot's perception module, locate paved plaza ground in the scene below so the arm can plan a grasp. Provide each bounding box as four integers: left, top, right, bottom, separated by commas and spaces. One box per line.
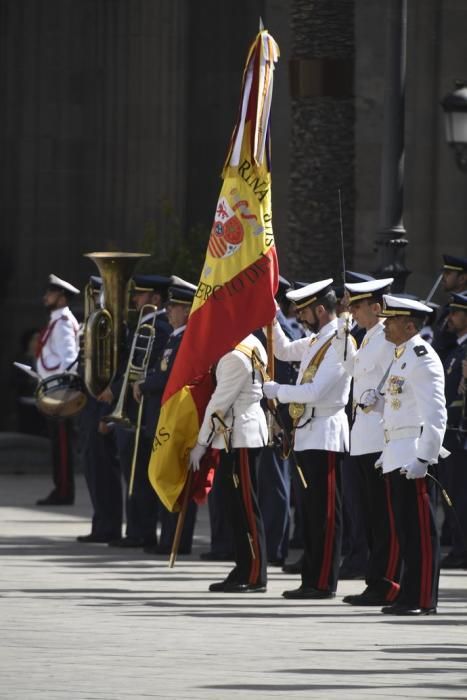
1, 472, 466, 700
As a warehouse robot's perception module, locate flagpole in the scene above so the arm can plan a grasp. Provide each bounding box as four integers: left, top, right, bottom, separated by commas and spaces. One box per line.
168, 469, 194, 568
266, 323, 278, 447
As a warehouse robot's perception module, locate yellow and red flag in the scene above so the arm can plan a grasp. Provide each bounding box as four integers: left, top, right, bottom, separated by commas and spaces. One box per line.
148, 29, 280, 511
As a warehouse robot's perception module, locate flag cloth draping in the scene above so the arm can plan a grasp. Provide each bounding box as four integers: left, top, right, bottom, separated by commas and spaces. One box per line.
148, 29, 280, 512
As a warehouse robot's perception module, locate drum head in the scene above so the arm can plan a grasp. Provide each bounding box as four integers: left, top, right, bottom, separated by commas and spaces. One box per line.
36, 374, 87, 418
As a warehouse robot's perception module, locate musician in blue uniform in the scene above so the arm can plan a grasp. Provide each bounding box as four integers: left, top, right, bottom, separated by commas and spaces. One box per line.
439, 292, 467, 569
432, 255, 467, 361
77, 277, 122, 543
100, 275, 171, 547
133, 277, 198, 555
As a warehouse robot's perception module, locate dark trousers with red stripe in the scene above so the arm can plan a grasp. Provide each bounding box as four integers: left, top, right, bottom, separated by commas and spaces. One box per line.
387, 470, 440, 610
221, 448, 267, 586
48, 418, 74, 500
299, 449, 343, 593
356, 453, 401, 600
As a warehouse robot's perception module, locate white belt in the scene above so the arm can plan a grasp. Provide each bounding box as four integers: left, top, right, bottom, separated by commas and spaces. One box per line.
311, 406, 344, 418
384, 426, 422, 443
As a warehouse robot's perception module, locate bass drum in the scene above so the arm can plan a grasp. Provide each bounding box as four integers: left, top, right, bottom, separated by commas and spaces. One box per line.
35, 373, 87, 418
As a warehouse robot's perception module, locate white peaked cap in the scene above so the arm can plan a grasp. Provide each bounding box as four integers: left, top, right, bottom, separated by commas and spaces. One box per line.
345, 278, 394, 302
170, 275, 197, 291
48, 274, 80, 295
380, 294, 433, 318
286, 278, 334, 309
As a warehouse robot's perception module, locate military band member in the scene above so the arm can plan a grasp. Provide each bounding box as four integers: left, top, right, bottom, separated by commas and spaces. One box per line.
134, 277, 198, 555
101, 275, 171, 547
332, 278, 401, 605
36, 274, 80, 506
432, 254, 467, 360
190, 334, 269, 593
263, 279, 351, 599
374, 295, 447, 615
77, 276, 122, 543
439, 292, 467, 569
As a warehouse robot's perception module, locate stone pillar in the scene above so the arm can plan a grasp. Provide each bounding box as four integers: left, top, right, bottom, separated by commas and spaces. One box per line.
287, 0, 355, 282
373, 0, 409, 291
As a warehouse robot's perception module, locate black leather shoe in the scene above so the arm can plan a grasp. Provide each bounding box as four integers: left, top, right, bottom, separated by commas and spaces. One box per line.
440, 553, 467, 569
199, 551, 234, 561
343, 591, 389, 606
76, 533, 119, 544
381, 603, 437, 616
282, 558, 303, 574
209, 580, 267, 593
268, 558, 285, 567
36, 493, 74, 506
282, 586, 335, 600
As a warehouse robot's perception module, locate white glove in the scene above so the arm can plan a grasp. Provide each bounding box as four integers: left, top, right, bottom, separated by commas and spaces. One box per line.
401, 458, 428, 480
189, 443, 207, 472
374, 456, 383, 472
263, 381, 280, 400
360, 389, 384, 413
336, 314, 351, 340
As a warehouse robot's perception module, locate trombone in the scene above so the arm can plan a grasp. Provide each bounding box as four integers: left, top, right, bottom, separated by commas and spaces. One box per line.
127, 305, 159, 496
104, 304, 158, 428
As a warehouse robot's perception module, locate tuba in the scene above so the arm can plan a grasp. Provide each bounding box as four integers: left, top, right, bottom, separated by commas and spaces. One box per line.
83, 252, 149, 397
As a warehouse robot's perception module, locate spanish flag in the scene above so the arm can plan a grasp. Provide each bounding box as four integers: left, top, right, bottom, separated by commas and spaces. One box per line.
148, 29, 280, 511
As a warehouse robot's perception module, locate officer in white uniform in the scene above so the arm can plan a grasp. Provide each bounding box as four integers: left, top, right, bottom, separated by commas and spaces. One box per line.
36, 274, 80, 505
374, 295, 447, 615
190, 334, 269, 593
332, 278, 401, 606
263, 279, 351, 599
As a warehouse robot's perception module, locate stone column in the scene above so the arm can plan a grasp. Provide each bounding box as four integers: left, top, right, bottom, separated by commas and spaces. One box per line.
287, 0, 355, 282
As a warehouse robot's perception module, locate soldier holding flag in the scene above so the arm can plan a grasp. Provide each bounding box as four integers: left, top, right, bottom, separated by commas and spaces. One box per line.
263, 279, 351, 600
147, 29, 280, 571
190, 335, 269, 592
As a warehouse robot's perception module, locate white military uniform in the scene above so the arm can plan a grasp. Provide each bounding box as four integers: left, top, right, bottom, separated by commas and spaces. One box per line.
36, 275, 80, 506
198, 334, 268, 590
380, 334, 447, 473
332, 280, 401, 603
272, 319, 351, 452
333, 320, 394, 455
376, 294, 447, 614
265, 277, 351, 595
198, 334, 268, 449
37, 306, 80, 379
